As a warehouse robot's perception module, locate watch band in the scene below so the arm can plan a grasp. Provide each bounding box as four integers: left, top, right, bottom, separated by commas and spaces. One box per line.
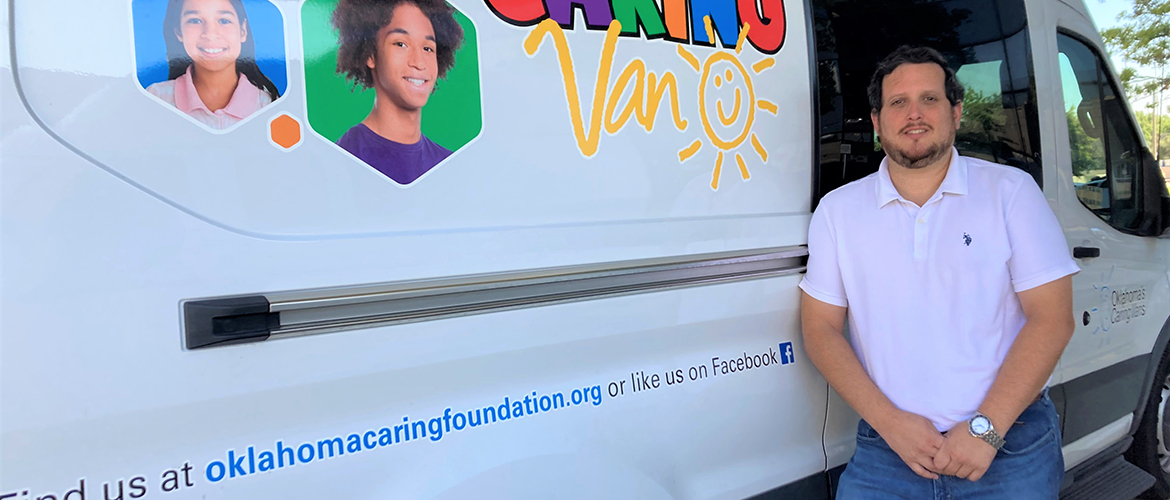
978, 428, 1006, 450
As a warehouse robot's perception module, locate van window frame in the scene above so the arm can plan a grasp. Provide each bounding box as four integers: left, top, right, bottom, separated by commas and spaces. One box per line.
1056, 28, 1155, 237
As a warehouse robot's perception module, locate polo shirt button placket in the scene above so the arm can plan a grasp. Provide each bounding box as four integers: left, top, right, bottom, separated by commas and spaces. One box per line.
914, 210, 928, 260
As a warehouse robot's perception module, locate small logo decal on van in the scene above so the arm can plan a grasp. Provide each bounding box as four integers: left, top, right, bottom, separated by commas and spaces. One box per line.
779, 342, 795, 365
963, 233, 972, 246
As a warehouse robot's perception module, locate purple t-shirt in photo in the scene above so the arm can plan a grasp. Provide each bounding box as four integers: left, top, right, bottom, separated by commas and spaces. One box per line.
337, 124, 452, 185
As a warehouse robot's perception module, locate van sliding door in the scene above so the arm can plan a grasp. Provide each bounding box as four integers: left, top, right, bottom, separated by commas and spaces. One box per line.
2, 0, 829, 498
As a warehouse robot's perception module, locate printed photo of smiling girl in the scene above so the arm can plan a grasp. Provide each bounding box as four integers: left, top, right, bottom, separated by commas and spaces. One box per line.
332, 0, 465, 185
146, 0, 282, 130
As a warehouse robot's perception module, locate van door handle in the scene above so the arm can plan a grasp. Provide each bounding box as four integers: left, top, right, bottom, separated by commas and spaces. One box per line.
1073, 246, 1101, 259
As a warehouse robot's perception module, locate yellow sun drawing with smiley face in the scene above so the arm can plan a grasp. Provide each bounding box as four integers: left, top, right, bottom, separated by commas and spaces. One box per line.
676, 18, 779, 190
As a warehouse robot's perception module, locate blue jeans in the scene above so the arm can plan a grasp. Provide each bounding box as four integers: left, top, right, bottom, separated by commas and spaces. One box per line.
837, 391, 1064, 500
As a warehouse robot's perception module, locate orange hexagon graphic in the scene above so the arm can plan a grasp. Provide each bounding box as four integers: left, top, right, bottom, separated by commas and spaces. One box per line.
270, 113, 303, 150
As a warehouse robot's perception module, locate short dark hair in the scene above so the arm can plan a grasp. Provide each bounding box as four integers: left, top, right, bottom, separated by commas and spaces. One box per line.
867, 46, 964, 113
332, 0, 465, 89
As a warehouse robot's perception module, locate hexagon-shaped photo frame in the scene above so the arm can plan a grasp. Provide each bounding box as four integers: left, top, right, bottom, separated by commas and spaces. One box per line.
132, 0, 289, 132
302, 0, 482, 186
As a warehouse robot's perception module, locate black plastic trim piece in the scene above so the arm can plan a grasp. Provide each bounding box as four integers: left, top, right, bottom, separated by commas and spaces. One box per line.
1057, 355, 1150, 444
1049, 384, 1067, 436
804, 0, 821, 213
1072, 246, 1100, 259
184, 296, 278, 350
826, 463, 846, 499
745, 469, 832, 499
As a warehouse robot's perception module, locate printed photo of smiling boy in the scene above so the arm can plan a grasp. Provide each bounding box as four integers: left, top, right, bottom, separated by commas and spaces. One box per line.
144, 0, 283, 130
332, 0, 465, 185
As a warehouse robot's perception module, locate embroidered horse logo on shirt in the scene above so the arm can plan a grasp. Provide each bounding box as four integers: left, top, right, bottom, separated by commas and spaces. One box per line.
963, 233, 972, 246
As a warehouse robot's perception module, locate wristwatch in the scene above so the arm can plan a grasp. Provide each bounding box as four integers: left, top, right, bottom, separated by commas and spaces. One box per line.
968, 413, 1006, 450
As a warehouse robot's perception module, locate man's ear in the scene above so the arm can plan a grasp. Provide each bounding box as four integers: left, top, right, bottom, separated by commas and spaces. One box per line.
870, 110, 880, 131
952, 102, 963, 128
367, 53, 376, 70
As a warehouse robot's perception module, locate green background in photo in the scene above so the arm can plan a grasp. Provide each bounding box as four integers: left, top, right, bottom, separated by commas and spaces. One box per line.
302, 0, 481, 150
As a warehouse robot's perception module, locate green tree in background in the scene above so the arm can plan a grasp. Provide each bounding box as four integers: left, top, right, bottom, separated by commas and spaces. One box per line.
956, 88, 1007, 161
1102, 0, 1170, 157
1136, 109, 1170, 157
1067, 108, 1105, 179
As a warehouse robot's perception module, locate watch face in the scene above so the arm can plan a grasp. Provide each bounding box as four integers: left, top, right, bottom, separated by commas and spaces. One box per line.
971, 416, 991, 435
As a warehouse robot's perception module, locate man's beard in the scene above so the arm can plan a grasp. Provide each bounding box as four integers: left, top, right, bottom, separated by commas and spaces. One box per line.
883, 133, 954, 170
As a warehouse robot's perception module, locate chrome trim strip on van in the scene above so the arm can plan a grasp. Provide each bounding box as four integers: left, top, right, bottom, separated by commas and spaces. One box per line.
183, 246, 808, 349
271, 246, 808, 336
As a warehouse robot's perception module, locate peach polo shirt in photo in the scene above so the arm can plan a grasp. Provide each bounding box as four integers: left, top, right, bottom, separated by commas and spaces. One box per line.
146, 66, 273, 130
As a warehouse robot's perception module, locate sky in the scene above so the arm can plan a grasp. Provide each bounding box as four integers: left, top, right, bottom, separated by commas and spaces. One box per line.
1084, 0, 1131, 30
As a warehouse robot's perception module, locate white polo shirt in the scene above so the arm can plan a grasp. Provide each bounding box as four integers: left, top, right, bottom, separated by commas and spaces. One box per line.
799, 149, 1079, 431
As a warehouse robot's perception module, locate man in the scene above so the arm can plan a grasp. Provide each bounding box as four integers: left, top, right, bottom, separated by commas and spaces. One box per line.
800, 46, 1079, 498
332, 0, 464, 185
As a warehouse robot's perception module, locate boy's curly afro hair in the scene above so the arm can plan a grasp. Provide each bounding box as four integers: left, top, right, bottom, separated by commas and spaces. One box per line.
332, 0, 464, 89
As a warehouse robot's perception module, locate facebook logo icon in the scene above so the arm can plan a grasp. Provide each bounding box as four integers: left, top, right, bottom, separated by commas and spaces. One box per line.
779, 342, 795, 365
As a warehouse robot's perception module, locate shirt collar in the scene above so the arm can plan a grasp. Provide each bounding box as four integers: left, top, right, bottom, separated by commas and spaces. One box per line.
875, 158, 901, 208
874, 147, 968, 208
172, 66, 262, 119
937, 148, 969, 197
221, 73, 262, 119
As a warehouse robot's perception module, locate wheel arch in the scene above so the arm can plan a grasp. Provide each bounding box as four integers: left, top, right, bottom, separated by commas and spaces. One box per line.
1128, 313, 1170, 437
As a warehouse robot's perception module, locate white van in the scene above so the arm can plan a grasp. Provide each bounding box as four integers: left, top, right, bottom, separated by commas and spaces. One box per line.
1, 0, 1166, 498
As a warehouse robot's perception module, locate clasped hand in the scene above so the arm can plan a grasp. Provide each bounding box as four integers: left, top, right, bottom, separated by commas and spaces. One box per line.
878, 412, 997, 481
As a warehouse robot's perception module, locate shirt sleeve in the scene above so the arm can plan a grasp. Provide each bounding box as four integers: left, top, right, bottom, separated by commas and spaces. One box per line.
1005, 178, 1081, 292
800, 203, 848, 307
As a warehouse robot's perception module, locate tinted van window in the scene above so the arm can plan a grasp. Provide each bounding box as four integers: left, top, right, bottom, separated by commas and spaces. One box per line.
1058, 32, 1154, 233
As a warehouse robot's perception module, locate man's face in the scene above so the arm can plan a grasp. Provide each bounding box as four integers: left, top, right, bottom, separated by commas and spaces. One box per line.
870, 63, 962, 170
367, 3, 438, 113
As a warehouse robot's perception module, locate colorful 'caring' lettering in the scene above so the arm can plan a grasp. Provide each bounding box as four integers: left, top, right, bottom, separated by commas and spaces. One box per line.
486, 0, 785, 54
